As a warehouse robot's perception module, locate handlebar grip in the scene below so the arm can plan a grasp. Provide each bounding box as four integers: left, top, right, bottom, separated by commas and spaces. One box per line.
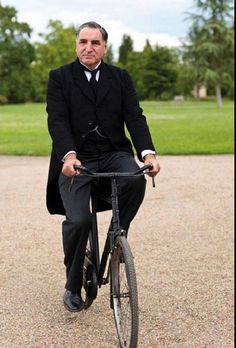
73, 165, 94, 175
137, 163, 153, 173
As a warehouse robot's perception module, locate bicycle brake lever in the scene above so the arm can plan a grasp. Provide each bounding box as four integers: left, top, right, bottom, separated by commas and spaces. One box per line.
152, 177, 156, 188
73, 165, 94, 175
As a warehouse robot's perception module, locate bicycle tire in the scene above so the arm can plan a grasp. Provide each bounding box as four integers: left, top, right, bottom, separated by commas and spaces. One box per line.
110, 236, 139, 348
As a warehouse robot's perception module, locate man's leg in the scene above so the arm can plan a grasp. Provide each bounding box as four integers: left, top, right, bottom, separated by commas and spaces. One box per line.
59, 173, 93, 293
100, 152, 146, 232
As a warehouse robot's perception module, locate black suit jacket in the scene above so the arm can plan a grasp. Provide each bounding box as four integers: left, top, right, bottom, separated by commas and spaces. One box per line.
46, 59, 155, 215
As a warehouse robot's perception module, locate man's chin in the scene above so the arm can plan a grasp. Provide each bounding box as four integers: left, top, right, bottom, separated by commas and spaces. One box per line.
81, 58, 96, 68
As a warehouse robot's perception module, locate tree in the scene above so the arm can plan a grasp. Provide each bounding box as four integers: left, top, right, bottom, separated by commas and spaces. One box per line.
31, 20, 76, 101
104, 44, 114, 64
118, 34, 133, 66
0, 3, 35, 102
184, 0, 234, 108
182, 24, 210, 99
126, 41, 178, 100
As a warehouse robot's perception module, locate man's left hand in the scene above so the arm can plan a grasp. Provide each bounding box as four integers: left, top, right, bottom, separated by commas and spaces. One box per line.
144, 154, 161, 177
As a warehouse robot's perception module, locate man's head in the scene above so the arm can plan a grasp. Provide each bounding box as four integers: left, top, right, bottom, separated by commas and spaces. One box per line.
76, 21, 108, 69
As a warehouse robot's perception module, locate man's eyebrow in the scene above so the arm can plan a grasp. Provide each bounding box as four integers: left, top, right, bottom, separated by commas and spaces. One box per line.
78, 38, 101, 44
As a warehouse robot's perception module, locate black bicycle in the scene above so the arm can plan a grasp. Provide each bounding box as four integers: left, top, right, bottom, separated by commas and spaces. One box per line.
74, 163, 154, 348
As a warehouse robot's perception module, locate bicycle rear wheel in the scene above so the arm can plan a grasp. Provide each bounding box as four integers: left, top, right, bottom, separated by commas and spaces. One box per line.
111, 236, 139, 348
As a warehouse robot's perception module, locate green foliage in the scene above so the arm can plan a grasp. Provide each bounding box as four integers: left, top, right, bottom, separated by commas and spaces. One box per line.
118, 34, 133, 65
0, 2, 234, 104
0, 101, 233, 156
126, 43, 178, 100
104, 44, 114, 64
31, 20, 77, 102
0, 4, 31, 38
35, 20, 76, 67
183, 0, 234, 106
0, 3, 35, 103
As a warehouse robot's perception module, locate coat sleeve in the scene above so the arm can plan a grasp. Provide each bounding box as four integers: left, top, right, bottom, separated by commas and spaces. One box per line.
46, 69, 77, 161
121, 70, 156, 161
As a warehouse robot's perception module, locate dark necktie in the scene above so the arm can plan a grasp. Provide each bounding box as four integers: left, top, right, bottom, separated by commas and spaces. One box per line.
81, 64, 99, 96
89, 69, 98, 96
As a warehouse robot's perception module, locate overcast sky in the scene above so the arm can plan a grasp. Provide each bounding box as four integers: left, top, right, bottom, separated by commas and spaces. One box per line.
2, 0, 193, 54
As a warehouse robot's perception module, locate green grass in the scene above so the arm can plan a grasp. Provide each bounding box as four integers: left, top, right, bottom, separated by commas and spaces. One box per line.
0, 103, 50, 155
141, 100, 234, 155
0, 100, 234, 156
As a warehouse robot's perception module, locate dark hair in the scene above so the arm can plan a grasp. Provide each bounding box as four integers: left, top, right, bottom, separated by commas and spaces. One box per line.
76, 21, 108, 42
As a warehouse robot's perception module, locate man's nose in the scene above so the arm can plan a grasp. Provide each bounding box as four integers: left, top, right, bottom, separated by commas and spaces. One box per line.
85, 42, 93, 51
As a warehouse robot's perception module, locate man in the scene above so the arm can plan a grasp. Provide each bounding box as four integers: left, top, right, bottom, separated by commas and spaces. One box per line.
46, 21, 160, 312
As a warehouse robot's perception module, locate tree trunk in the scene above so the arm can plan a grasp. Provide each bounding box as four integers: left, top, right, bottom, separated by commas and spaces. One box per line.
216, 83, 222, 109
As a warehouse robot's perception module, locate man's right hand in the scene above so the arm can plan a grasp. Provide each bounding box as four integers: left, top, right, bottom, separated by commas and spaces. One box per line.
62, 154, 81, 177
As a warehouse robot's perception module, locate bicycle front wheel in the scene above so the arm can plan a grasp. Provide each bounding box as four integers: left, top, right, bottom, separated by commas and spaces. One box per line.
110, 236, 139, 348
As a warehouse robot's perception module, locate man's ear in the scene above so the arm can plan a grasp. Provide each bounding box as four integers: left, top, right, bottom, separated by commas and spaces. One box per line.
104, 44, 108, 55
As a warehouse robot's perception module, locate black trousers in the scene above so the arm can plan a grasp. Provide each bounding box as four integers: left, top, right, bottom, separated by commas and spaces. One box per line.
58, 151, 146, 292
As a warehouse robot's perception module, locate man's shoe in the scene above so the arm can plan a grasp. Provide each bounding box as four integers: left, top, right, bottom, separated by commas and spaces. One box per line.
63, 290, 84, 312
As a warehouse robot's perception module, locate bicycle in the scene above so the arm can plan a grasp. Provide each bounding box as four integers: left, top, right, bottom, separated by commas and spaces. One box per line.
74, 163, 154, 348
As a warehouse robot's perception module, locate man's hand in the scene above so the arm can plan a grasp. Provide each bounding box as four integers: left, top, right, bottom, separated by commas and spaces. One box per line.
144, 154, 161, 177
62, 153, 81, 177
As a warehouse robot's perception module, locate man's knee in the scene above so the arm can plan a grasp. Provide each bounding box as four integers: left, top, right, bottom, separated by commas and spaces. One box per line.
124, 174, 145, 190
71, 214, 91, 228
63, 213, 92, 231
119, 175, 146, 199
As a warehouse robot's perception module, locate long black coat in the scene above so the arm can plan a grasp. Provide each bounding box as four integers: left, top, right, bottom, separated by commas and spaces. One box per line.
46, 59, 155, 215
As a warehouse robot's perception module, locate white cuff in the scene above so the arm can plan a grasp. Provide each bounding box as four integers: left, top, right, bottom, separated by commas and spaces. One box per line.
62, 151, 76, 162
141, 150, 156, 160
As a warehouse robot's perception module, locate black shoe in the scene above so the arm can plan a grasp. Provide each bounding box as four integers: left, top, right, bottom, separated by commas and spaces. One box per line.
63, 290, 84, 312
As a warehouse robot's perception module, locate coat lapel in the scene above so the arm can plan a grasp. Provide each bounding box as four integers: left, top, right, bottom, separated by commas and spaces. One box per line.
96, 63, 112, 105
72, 59, 95, 102
72, 59, 111, 105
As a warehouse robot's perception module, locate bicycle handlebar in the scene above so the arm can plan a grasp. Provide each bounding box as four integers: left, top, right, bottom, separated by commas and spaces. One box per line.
73, 164, 155, 187
73, 164, 152, 177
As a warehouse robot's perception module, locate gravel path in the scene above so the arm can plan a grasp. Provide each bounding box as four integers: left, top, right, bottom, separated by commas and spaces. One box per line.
0, 155, 234, 348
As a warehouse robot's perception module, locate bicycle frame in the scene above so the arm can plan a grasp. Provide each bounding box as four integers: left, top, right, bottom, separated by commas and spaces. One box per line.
95, 176, 127, 287
74, 164, 153, 287
74, 163, 155, 347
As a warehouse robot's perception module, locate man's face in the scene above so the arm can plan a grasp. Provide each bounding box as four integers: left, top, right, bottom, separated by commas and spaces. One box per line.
76, 27, 107, 69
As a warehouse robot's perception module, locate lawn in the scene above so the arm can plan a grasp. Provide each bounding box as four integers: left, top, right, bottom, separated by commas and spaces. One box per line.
0, 103, 50, 155
0, 100, 234, 156
142, 100, 234, 154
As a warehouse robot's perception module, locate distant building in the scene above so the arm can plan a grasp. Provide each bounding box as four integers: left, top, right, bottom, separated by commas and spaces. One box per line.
192, 85, 207, 99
